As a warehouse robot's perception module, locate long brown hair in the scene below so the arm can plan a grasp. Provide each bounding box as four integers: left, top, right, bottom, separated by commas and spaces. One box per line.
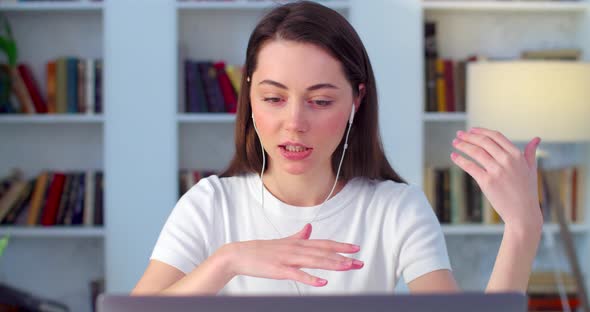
221, 0, 406, 184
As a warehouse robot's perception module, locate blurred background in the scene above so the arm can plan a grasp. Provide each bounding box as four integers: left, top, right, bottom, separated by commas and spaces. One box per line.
0, 0, 588, 311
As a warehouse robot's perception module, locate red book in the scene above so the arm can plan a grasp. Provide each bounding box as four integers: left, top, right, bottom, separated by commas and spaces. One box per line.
443, 60, 455, 112
40, 173, 66, 226
18, 63, 48, 113
529, 297, 580, 310
214, 62, 238, 113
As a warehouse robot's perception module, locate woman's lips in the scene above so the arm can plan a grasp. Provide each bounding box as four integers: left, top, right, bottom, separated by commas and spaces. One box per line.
279, 145, 313, 160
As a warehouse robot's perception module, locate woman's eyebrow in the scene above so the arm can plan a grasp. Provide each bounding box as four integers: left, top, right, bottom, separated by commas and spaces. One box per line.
258, 79, 340, 91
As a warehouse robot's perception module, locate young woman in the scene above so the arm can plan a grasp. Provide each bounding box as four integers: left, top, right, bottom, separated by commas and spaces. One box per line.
132, 1, 542, 296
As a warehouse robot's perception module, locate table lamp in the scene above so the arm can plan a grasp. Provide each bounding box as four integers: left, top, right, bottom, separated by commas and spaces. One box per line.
467, 61, 590, 312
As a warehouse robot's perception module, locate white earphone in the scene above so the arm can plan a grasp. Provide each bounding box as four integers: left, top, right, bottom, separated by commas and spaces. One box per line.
348, 102, 355, 125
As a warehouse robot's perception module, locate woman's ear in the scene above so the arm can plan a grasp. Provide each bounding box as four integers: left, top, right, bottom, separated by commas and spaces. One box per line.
355, 83, 366, 112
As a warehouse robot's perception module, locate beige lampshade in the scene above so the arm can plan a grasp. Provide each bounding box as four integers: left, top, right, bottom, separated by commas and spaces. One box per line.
466, 61, 590, 142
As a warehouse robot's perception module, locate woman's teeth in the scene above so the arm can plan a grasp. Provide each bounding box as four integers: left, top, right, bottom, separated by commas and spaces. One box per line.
284, 145, 309, 152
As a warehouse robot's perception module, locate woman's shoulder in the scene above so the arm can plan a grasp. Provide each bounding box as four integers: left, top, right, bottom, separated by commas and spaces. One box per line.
355, 177, 420, 199
353, 177, 429, 213
183, 173, 255, 198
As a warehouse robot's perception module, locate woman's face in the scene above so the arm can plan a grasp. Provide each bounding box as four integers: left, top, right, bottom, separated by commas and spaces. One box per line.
250, 40, 361, 177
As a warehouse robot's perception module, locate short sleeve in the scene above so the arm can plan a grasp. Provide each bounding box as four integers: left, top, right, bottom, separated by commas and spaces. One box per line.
394, 185, 452, 284
149, 178, 216, 274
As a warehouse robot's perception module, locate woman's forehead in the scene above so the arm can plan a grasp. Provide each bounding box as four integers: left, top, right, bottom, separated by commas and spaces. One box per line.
253, 40, 349, 88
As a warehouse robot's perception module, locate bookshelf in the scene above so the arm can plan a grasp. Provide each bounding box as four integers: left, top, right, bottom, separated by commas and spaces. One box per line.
106, 0, 590, 297
0, 115, 104, 124
0, 1, 104, 312
3, 0, 588, 306
421, 0, 590, 293
442, 224, 590, 236
421, 0, 589, 12
0, 1, 102, 12
0, 226, 104, 238
177, 113, 236, 123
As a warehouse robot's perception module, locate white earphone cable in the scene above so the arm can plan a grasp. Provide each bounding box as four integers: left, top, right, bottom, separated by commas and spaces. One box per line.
252, 103, 355, 296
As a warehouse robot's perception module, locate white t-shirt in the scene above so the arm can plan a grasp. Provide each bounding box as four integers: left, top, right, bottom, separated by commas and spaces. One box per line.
150, 173, 451, 295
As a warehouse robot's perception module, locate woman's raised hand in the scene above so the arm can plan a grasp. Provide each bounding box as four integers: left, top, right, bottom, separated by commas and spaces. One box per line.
221, 223, 363, 287
450, 127, 543, 231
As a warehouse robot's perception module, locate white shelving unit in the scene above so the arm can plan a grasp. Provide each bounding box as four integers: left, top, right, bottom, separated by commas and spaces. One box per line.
3, 0, 588, 305
0, 226, 105, 238
442, 224, 590, 236
0, 1, 104, 312
176, 0, 349, 10
421, 0, 590, 292
177, 113, 236, 123
0, 115, 104, 124
0, 1, 102, 12
422, 0, 589, 12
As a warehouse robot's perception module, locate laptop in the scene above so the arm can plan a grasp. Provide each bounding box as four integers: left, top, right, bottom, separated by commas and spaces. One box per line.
98, 292, 527, 312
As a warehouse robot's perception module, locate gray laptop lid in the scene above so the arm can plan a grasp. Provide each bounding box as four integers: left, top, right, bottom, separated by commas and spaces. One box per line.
98, 292, 527, 312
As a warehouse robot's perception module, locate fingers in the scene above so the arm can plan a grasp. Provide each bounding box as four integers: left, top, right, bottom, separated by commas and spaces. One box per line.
470, 127, 522, 157
283, 268, 328, 287
451, 151, 486, 183
297, 245, 358, 264
298, 239, 360, 254
452, 133, 500, 175
456, 130, 506, 168
286, 223, 312, 240
285, 253, 364, 271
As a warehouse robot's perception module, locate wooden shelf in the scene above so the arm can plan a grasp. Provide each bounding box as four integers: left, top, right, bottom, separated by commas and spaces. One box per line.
0, 226, 104, 238
422, 1, 588, 12
178, 113, 236, 123
177, 0, 350, 10
0, 115, 104, 124
442, 223, 589, 235
0, 1, 103, 12
423, 112, 467, 122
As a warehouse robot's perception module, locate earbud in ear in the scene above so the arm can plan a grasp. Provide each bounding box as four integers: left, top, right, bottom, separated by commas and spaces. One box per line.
349, 103, 355, 124
252, 113, 259, 133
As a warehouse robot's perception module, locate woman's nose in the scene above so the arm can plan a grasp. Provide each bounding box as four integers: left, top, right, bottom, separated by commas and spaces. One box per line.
284, 102, 309, 133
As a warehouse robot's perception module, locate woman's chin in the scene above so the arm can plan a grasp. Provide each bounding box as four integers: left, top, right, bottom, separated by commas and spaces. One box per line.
281, 164, 312, 176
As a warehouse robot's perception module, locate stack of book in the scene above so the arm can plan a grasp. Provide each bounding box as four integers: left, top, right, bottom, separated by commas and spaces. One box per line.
0, 58, 103, 115
184, 60, 242, 113
423, 20, 582, 113
528, 271, 580, 311
423, 166, 583, 225
0, 169, 104, 226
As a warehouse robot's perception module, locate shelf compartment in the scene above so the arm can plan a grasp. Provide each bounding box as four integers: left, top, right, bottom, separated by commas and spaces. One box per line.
422, 1, 588, 12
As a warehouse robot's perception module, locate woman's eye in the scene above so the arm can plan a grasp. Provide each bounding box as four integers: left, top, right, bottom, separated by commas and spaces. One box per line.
263, 97, 282, 103
313, 100, 333, 106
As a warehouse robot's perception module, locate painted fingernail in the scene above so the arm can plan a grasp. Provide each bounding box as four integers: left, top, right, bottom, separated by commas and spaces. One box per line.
452, 138, 460, 145
456, 130, 464, 137
350, 244, 360, 251
353, 260, 364, 267
317, 278, 328, 285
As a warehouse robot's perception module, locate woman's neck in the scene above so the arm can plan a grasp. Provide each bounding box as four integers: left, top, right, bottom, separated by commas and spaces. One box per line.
262, 167, 346, 207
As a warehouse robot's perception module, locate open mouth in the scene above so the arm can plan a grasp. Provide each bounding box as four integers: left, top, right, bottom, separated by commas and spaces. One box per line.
279, 145, 312, 153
